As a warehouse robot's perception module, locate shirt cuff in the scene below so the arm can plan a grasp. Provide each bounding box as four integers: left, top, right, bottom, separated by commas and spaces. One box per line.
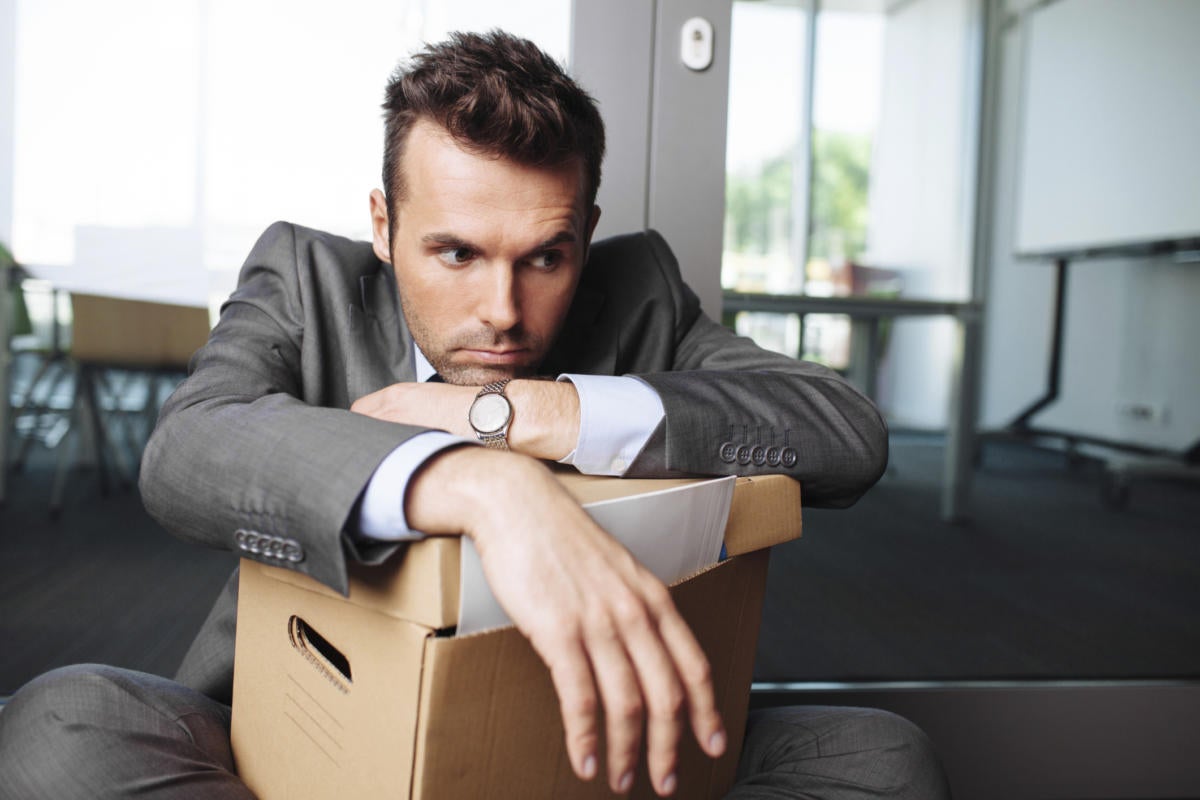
556, 374, 665, 476
356, 431, 475, 541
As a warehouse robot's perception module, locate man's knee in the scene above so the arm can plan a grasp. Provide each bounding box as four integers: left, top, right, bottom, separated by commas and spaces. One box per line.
834, 707, 947, 797
738, 705, 950, 799
3, 663, 123, 735
0, 664, 238, 800
0, 665, 127, 797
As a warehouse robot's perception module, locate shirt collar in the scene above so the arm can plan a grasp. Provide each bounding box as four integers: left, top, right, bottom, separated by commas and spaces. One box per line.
413, 342, 436, 383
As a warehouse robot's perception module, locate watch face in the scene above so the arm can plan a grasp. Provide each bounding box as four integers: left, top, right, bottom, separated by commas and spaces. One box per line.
469, 393, 511, 434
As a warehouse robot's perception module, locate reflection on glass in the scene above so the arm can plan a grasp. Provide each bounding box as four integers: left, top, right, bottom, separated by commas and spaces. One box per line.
724, 0, 974, 378
722, 1, 808, 295
807, 6, 884, 299
733, 311, 801, 359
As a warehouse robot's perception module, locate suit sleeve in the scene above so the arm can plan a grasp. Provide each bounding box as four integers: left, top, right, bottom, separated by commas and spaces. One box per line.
139, 222, 424, 595
626, 233, 888, 508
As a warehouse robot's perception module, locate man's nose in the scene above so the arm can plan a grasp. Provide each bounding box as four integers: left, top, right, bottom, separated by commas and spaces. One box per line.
478, 264, 520, 332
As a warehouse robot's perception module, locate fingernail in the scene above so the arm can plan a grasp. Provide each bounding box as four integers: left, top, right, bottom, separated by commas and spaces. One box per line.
709, 730, 726, 754
619, 771, 634, 792
581, 755, 596, 779
661, 772, 677, 795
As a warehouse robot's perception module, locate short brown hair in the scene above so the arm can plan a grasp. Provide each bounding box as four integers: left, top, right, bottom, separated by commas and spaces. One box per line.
381, 30, 606, 221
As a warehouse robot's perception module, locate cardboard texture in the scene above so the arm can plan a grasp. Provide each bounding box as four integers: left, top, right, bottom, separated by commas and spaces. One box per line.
232, 474, 801, 799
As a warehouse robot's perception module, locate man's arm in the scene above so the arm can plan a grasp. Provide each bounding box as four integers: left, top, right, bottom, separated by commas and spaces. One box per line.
349, 378, 581, 460
403, 446, 725, 796
629, 311, 889, 505
139, 222, 423, 594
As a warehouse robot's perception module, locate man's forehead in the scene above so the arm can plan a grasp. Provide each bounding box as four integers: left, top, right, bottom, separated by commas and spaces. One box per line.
398, 120, 590, 215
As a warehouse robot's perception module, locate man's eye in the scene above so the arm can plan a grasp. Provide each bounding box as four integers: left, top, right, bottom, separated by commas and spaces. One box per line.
529, 251, 561, 270
437, 247, 474, 266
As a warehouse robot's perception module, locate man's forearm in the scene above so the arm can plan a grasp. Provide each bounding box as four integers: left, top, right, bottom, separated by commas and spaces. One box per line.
505, 379, 580, 460
350, 379, 581, 460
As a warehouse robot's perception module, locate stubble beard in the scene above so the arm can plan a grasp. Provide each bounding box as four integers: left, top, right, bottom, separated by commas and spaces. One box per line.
400, 296, 546, 386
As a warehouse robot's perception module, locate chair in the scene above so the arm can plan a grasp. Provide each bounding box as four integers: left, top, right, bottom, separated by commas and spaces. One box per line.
48, 293, 211, 515
7, 280, 73, 472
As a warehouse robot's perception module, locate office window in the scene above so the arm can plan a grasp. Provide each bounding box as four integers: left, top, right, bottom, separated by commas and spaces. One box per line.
723, 0, 977, 428
10, 0, 569, 308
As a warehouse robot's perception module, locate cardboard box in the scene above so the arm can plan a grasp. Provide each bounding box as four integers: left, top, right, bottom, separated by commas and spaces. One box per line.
231, 473, 801, 799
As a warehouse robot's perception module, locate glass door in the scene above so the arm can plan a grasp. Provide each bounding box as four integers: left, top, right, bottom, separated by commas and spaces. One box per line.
723, 0, 980, 429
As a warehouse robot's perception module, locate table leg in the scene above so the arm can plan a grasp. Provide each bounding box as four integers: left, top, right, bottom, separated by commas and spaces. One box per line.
943, 314, 982, 522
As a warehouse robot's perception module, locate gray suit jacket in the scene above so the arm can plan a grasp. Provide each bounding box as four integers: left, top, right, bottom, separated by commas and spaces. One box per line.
140, 222, 887, 704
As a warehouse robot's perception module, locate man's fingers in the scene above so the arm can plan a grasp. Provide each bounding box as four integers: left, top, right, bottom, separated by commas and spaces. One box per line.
620, 601, 687, 797
539, 637, 600, 782
655, 606, 725, 758
585, 615, 646, 794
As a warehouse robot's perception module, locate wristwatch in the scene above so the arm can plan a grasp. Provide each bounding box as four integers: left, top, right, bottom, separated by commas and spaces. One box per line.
468, 379, 513, 450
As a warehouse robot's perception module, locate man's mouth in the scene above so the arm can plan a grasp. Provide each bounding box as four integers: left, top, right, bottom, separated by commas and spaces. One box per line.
459, 348, 530, 365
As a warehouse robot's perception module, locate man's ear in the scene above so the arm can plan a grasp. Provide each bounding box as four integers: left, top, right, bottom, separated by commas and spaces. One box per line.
369, 189, 392, 264
587, 205, 602, 240
582, 205, 602, 263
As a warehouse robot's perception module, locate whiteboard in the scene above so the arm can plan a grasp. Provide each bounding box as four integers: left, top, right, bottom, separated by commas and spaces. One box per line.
1014, 0, 1200, 258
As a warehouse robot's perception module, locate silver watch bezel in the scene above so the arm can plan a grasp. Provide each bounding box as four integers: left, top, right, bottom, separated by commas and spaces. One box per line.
468, 380, 512, 448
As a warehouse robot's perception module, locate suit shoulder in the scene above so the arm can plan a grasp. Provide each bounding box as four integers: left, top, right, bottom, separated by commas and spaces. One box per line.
586, 229, 686, 289
249, 221, 379, 279
585, 229, 700, 334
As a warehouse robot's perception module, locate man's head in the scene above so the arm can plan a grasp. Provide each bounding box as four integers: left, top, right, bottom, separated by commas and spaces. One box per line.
369, 31, 606, 385
380, 30, 605, 223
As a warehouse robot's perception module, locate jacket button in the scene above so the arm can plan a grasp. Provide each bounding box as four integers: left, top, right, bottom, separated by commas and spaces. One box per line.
736, 445, 752, 466
283, 541, 305, 563
781, 447, 798, 468
766, 447, 781, 466
719, 442, 737, 463
751, 445, 767, 466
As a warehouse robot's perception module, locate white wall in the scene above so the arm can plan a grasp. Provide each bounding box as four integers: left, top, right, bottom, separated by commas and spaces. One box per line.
980, 1, 1200, 451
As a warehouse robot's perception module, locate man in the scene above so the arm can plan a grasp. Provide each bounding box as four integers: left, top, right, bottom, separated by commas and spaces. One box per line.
0, 31, 949, 799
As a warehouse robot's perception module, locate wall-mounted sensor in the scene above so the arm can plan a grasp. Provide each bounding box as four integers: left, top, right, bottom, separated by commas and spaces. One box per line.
681, 17, 714, 72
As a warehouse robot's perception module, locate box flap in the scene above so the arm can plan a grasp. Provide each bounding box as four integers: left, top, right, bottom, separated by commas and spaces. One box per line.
722, 474, 803, 556
250, 472, 800, 629
553, 468, 802, 555
248, 537, 461, 629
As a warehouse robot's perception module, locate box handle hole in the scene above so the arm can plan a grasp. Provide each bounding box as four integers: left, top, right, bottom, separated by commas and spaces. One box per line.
288, 615, 352, 689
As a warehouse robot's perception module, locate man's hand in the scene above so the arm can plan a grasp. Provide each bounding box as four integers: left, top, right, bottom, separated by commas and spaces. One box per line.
404, 446, 727, 796
350, 379, 580, 461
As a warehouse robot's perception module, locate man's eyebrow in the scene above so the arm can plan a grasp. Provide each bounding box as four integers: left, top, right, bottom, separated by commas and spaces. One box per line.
421, 232, 476, 249
518, 231, 578, 259
534, 231, 577, 249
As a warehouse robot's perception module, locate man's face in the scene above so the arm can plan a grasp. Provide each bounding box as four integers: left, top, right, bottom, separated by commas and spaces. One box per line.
370, 120, 600, 386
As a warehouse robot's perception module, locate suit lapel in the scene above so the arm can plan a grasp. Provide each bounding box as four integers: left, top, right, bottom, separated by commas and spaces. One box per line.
345, 267, 415, 400
543, 281, 617, 377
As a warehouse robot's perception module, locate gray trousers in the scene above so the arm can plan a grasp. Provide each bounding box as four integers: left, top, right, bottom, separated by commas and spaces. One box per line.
0, 665, 950, 799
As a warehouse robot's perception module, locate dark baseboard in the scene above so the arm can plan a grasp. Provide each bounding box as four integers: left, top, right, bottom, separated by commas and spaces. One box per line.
751, 680, 1200, 800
